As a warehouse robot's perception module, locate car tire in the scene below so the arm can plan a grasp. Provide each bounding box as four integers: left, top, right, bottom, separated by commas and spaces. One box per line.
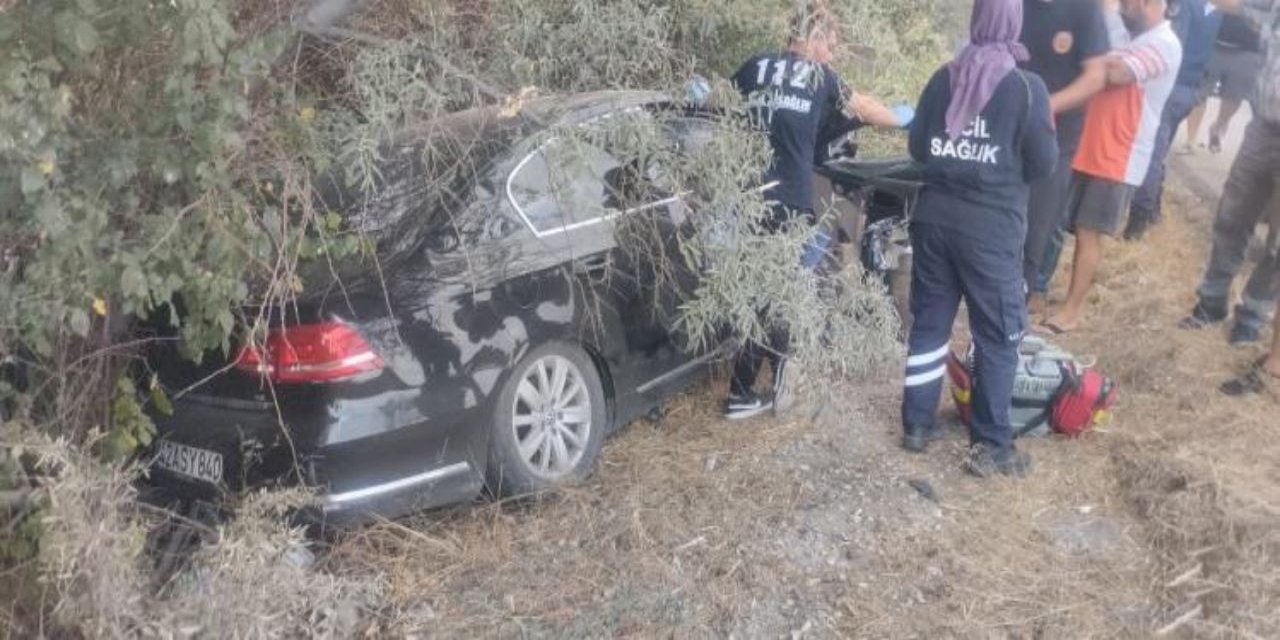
485, 342, 608, 497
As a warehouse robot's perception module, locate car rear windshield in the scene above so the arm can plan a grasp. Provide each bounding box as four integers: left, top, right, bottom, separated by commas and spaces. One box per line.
302, 107, 532, 288
317, 108, 528, 237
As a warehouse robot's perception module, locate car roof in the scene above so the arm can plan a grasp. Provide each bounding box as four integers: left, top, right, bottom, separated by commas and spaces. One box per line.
521, 90, 674, 124
314, 91, 675, 251
393, 90, 674, 146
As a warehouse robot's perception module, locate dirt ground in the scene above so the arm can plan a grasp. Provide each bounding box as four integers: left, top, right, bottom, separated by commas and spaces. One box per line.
330, 184, 1278, 638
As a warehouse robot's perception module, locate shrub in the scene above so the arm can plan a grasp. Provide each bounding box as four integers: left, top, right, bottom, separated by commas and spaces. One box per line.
22, 431, 379, 638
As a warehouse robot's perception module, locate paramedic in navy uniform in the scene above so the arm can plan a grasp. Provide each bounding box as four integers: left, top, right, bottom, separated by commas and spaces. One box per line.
901, 0, 1059, 477
724, 1, 912, 420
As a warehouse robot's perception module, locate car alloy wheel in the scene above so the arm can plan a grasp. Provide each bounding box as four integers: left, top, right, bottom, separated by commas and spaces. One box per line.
487, 342, 607, 497
511, 354, 592, 479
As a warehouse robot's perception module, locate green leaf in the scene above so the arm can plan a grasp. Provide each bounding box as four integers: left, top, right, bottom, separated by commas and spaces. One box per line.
100, 430, 136, 461
175, 107, 194, 131
34, 197, 66, 234
216, 309, 234, 334
135, 423, 155, 447
68, 309, 90, 337
20, 167, 45, 195
325, 211, 342, 232
72, 18, 99, 54
34, 56, 63, 73
121, 264, 147, 298
149, 382, 174, 417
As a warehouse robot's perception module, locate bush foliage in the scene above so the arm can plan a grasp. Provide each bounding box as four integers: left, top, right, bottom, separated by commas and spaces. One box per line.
4, 1, 291, 357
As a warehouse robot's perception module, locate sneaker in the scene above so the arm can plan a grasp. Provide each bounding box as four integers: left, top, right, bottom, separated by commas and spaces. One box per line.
724, 392, 772, 420
1220, 358, 1275, 397
772, 359, 798, 417
902, 424, 944, 453
964, 443, 1032, 478
1178, 299, 1229, 330
1229, 321, 1263, 346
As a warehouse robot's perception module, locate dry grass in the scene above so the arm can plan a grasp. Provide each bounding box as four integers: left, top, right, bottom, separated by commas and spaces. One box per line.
330, 375, 1165, 637
327, 183, 1277, 638
7, 434, 383, 639
333, 387, 830, 636
988, 185, 1279, 638
1071, 188, 1280, 638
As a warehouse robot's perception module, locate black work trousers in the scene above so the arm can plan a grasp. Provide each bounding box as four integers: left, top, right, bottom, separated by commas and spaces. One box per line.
903, 222, 1026, 452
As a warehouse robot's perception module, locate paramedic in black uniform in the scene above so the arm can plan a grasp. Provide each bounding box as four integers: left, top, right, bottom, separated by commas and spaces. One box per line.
724, 1, 911, 420
901, 0, 1059, 477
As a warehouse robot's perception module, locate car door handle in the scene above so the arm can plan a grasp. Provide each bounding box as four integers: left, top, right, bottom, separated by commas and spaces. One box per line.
573, 254, 611, 276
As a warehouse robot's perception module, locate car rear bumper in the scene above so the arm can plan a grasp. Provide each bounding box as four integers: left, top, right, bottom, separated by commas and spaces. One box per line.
145, 388, 490, 525
141, 458, 484, 530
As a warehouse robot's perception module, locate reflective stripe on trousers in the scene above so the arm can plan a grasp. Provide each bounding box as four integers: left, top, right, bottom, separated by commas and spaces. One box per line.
904, 343, 949, 388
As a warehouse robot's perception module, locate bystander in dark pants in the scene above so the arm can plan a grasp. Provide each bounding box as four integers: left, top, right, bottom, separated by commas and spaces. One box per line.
1127, 84, 1202, 237
904, 223, 1025, 454
1025, 149, 1075, 297
1190, 117, 1280, 337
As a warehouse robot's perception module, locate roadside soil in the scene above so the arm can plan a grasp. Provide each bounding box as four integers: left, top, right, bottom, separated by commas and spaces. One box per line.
331, 183, 1278, 638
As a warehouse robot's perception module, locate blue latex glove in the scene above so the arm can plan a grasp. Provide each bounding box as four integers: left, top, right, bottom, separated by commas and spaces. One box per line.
686, 74, 712, 107
891, 104, 916, 130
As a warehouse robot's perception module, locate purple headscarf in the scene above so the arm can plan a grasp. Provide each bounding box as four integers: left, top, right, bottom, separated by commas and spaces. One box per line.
945, 0, 1030, 140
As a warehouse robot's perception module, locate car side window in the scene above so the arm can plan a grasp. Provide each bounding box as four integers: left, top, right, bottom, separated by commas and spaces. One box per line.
663, 115, 720, 153
508, 138, 621, 235
651, 115, 722, 209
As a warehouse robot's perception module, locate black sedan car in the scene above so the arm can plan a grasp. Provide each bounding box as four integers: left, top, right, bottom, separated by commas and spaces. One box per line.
145, 91, 728, 525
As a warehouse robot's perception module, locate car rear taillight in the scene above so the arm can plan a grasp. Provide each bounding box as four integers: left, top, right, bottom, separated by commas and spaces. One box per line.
234, 322, 383, 384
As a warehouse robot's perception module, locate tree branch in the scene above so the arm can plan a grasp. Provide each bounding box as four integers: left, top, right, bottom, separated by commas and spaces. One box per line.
295, 0, 363, 33
0, 488, 32, 511
297, 24, 509, 102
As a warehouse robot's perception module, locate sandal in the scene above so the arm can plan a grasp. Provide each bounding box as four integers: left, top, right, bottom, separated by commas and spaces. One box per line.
1036, 320, 1074, 336
1220, 357, 1277, 397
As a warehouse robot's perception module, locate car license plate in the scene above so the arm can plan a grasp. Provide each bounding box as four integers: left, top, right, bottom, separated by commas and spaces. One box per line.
153, 440, 224, 485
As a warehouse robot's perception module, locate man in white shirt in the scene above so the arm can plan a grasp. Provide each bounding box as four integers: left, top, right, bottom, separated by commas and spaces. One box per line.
1040, 0, 1183, 333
